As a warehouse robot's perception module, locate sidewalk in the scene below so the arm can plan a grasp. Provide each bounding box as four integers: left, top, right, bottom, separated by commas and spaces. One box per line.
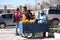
0, 28, 60, 40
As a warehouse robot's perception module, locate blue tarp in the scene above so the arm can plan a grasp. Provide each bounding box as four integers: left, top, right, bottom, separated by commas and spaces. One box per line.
19, 23, 49, 34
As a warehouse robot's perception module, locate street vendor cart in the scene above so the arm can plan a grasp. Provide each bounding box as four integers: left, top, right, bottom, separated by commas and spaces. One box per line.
19, 22, 49, 38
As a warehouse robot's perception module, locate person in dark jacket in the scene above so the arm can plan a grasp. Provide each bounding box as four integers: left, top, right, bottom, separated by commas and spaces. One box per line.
22, 6, 32, 20
23, 6, 27, 13
27, 10, 32, 20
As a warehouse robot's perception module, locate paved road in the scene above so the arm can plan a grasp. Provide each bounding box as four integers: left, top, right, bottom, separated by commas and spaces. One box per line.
0, 26, 60, 40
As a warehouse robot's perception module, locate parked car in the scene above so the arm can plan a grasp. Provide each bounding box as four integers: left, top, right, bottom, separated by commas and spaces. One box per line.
44, 8, 60, 28
0, 13, 16, 28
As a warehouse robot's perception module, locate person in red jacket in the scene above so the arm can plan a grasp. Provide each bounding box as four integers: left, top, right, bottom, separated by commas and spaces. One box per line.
14, 8, 21, 35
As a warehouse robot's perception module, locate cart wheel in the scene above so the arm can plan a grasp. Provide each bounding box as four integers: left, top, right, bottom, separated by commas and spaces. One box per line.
21, 31, 32, 38
24, 32, 32, 38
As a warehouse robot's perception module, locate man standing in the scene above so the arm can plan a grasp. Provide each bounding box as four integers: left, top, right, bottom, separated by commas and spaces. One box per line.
23, 6, 27, 13
38, 10, 48, 37
38, 10, 47, 23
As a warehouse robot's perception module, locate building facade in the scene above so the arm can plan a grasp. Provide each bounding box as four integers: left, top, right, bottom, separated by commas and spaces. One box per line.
0, 5, 21, 14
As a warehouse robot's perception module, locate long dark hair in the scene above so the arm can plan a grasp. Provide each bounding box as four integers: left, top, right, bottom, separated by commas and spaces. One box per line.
23, 6, 27, 11
16, 7, 19, 12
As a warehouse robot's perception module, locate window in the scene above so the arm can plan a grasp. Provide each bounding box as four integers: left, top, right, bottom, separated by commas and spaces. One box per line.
0, 10, 3, 13
0, 11, 2, 13
49, 9, 60, 14
56, 10, 60, 14
2, 14, 13, 19
2, 15, 6, 18
49, 9, 57, 14
7, 10, 10, 13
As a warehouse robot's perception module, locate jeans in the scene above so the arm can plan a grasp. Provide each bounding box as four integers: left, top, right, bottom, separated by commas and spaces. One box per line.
16, 22, 19, 35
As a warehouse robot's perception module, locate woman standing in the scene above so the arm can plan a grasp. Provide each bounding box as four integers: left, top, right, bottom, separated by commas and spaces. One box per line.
13, 8, 21, 35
